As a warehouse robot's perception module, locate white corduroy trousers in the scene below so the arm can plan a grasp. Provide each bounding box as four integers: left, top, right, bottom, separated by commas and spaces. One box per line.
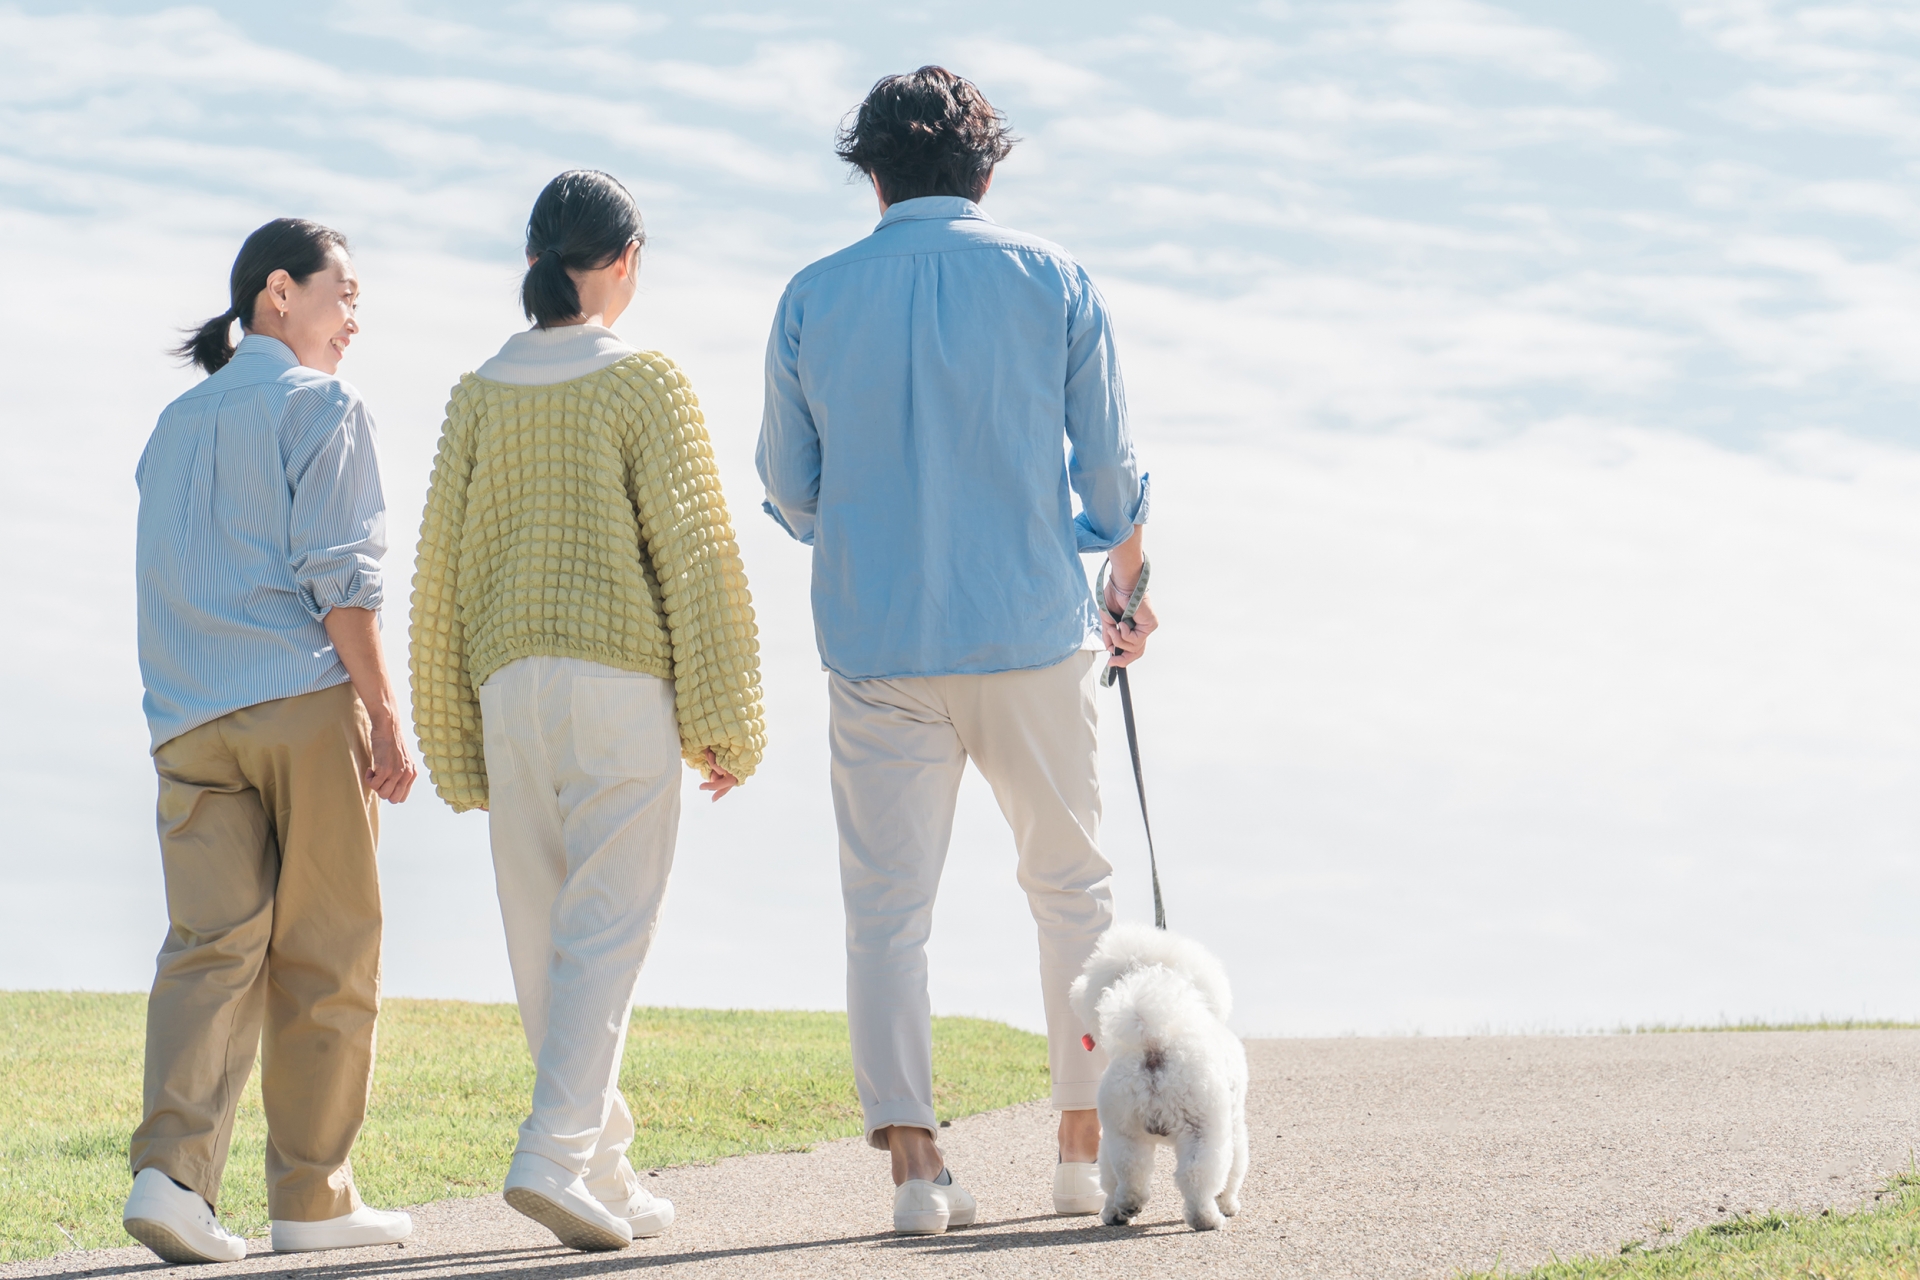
830, 648, 1115, 1146
479, 656, 681, 1204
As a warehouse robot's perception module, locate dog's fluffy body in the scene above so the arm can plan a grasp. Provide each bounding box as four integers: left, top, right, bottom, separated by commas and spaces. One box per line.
1069, 924, 1249, 1231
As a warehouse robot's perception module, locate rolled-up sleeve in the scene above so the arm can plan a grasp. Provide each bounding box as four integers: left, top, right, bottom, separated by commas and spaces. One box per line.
757, 284, 822, 546
1064, 269, 1148, 553
285, 390, 387, 619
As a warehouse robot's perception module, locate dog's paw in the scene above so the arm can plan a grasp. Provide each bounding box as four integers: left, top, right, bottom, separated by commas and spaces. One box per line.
1183, 1203, 1225, 1232
1217, 1193, 1240, 1217
1100, 1205, 1137, 1227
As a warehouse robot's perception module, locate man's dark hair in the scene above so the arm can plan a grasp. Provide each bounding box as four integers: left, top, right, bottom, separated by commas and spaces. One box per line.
836, 66, 1015, 205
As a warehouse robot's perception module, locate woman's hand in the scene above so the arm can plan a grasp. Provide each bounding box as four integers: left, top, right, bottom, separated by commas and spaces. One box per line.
323, 605, 416, 802
701, 749, 740, 802
366, 719, 418, 803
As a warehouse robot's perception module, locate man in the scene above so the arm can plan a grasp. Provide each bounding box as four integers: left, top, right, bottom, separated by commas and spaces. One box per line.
123, 218, 416, 1264
758, 66, 1156, 1234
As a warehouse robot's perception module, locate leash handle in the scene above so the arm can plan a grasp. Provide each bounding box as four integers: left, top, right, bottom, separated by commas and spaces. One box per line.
1096, 558, 1165, 930
1095, 558, 1150, 689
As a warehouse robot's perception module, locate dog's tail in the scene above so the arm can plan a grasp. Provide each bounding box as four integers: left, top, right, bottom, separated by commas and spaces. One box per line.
1095, 963, 1209, 1055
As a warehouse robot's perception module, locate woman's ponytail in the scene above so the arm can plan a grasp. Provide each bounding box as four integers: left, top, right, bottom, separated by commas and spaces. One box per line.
521, 246, 583, 331
520, 170, 644, 328
174, 308, 241, 374
172, 218, 349, 374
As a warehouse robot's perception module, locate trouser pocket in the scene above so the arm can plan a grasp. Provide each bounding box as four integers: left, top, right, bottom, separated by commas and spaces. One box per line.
571, 674, 676, 778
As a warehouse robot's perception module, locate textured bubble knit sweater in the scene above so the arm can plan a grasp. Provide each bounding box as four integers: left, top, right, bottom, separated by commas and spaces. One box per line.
409, 351, 765, 811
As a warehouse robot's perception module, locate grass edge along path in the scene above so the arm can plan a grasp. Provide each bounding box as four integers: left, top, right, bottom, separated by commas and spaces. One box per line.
1624, 1020, 1920, 1034
1460, 1171, 1920, 1279
0, 992, 1049, 1263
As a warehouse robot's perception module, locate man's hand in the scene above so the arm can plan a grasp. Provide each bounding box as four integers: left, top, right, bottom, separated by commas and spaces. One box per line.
701, 749, 740, 802
1101, 572, 1158, 668
1101, 524, 1155, 668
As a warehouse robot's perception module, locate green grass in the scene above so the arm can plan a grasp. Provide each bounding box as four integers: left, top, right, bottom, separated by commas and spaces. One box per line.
1462, 1172, 1920, 1278
0, 992, 1049, 1262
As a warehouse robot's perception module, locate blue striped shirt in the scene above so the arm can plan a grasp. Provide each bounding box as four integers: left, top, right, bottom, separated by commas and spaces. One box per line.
135, 334, 387, 750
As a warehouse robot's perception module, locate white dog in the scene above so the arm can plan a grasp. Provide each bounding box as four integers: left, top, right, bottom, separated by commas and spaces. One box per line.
1068, 924, 1249, 1231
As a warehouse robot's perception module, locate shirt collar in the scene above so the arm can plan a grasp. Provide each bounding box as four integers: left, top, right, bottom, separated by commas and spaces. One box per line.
234, 332, 298, 366
875, 196, 994, 231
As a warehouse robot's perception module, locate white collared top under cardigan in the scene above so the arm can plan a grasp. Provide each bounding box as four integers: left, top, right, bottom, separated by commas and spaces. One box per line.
475, 323, 637, 385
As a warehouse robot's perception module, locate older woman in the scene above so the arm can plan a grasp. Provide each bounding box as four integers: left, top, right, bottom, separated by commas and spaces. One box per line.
124, 218, 416, 1264
411, 170, 765, 1253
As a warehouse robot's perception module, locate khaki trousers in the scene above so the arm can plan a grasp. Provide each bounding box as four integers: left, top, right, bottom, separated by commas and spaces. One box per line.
130, 681, 382, 1221
830, 649, 1115, 1146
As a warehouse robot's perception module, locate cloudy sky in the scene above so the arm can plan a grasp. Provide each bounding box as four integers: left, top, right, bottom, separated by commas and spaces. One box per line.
2, 0, 1916, 1035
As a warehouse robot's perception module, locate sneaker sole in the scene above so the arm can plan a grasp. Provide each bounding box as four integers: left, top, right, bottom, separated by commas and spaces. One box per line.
1054, 1195, 1105, 1215
504, 1186, 631, 1252
125, 1216, 242, 1264
893, 1210, 949, 1235
271, 1224, 412, 1252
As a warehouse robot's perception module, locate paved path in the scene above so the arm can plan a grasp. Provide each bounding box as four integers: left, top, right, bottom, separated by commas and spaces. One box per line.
10, 1032, 1919, 1279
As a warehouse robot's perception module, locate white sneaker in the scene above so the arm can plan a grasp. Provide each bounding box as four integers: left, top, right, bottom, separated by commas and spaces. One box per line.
602, 1186, 675, 1238
503, 1152, 632, 1252
123, 1168, 249, 1264
893, 1168, 977, 1235
271, 1205, 413, 1252
1053, 1161, 1104, 1214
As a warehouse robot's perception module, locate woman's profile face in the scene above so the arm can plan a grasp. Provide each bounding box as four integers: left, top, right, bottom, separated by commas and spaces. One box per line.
263, 247, 360, 373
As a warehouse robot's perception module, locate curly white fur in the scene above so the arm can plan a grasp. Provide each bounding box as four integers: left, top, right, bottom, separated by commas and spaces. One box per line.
1068, 924, 1249, 1231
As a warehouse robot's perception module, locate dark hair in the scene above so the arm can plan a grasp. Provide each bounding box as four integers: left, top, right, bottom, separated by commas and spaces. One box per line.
835, 66, 1015, 205
174, 218, 349, 374
521, 170, 645, 328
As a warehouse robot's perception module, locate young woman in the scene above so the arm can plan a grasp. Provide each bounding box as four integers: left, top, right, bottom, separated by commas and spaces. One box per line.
125, 218, 416, 1264
410, 170, 766, 1252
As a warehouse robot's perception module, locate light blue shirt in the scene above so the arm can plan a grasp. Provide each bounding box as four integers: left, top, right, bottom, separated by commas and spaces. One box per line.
757, 197, 1148, 680
135, 334, 387, 750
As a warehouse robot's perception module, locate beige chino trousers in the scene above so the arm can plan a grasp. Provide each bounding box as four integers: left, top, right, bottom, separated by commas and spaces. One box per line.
131, 681, 381, 1222
831, 649, 1115, 1146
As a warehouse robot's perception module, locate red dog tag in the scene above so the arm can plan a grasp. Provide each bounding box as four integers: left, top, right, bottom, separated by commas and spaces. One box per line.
1082, 1034, 1096, 1051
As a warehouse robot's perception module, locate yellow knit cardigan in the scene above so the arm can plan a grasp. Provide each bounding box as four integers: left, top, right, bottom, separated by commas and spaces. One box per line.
409, 352, 766, 812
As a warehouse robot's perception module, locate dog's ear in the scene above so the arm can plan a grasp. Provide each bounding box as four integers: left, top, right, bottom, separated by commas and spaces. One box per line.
1067, 974, 1091, 1025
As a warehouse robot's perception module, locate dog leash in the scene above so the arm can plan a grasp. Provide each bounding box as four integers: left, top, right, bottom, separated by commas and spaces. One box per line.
1097, 558, 1167, 931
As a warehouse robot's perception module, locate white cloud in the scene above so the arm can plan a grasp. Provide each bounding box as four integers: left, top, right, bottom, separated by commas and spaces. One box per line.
950, 37, 1110, 109
697, 11, 821, 34
544, 4, 670, 39
1734, 84, 1920, 143
0, 6, 826, 225
1380, 0, 1615, 90
1794, 178, 1920, 221
1680, 0, 1920, 143
639, 39, 861, 128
